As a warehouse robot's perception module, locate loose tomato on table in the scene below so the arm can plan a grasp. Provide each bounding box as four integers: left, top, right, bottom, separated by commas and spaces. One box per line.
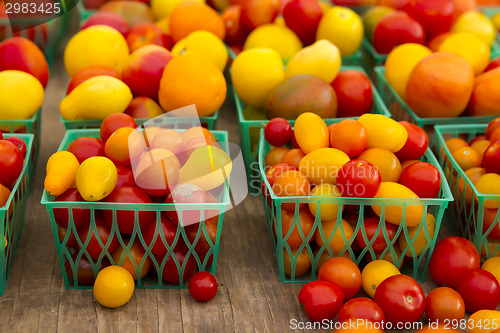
425, 287, 465, 323
0, 139, 24, 189
398, 162, 441, 198
455, 268, 500, 313
395, 121, 429, 161
318, 257, 361, 300
361, 260, 401, 298
188, 271, 218, 302
298, 280, 344, 322
337, 297, 385, 324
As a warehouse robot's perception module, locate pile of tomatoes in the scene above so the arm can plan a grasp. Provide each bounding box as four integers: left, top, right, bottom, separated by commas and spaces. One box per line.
0, 131, 28, 208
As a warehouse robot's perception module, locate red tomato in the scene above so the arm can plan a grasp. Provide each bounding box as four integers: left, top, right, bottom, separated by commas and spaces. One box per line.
330, 119, 368, 158
80, 12, 130, 38
265, 162, 297, 187
0, 131, 3, 140
374, 274, 426, 324
165, 184, 216, 226
53, 188, 91, 229
185, 218, 218, 266
291, 130, 300, 149
403, 0, 456, 38
142, 215, 178, 256
425, 287, 465, 322
103, 186, 155, 234
373, 11, 426, 54
318, 257, 361, 300
274, 207, 314, 250
64, 253, 110, 286
337, 297, 385, 324
155, 243, 197, 284
77, 215, 119, 260
429, 236, 480, 288
395, 121, 429, 160
455, 268, 500, 313
239, 0, 280, 32
115, 165, 136, 188
482, 141, 500, 174
336, 159, 382, 198
264, 118, 292, 147
66, 65, 121, 95
486, 116, 500, 139
331, 70, 374, 118
222, 5, 247, 45
100, 113, 137, 142
188, 271, 218, 302
298, 280, 344, 322
4, 137, 27, 158
485, 58, 500, 72
66, 137, 105, 164
398, 162, 441, 198
0, 140, 24, 189
282, 0, 323, 45
356, 217, 397, 252
57, 226, 79, 249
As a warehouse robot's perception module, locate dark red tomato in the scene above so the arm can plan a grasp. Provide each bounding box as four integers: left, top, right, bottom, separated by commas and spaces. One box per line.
185, 217, 218, 266
374, 274, 426, 324
331, 70, 373, 118
265, 162, 297, 187
373, 11, 426, 54
188, 271, 218, 302
425, 287, 465, 323
66, 137, 105, 164
298, 280, 344, 322
482, 141, 500, 174
0, 140, 24, 189
395, 121, 429, 160
470, 135, 488, 146
336, 159, 381, 198
103, 186, 155, 234
282, 0, 323, 45
429, 236, 480, 288
482, 208, 500, 240
485, 57, 500, 72
53, 188, 91, 229
455, 268, 500, 313
356, 217, 397, 252
100, 113, 137, 142
155, 243, 197, 284
64, 253, 110, 286
486, 116, 500, 139
58, 226, 79, 249
115, 165, 136, 188
403, 0, 456, 38
264, 118, 292, 147
398, 162, 441, 198
142, 215, 178, 256
4, 137, 27, 158
0, 131, 2, 140
337, 297, 385, 324
291, 130, 300, 149
77, 215, 119, 260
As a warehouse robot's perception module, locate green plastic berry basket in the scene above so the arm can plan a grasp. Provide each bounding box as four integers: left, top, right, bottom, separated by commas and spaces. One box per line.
375, 66, 500, 140
234, 66, 391, 195
0, 109, 42, 179
480, 6, 500, 58
434, 123, 500, 259
0, 133, 34, 296
40, 129, 230, 289
258, 130, 453, 283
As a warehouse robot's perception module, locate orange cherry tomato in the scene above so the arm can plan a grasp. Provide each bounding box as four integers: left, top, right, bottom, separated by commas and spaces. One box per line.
283, 248, 311, 277
330, 119, 368, 158
318, 257, 362, 300
281, 148, 305, 169
272, 170, 310, 211
265, 147, 289, 167
274, 207, 314, 250
358, 148, 402, 182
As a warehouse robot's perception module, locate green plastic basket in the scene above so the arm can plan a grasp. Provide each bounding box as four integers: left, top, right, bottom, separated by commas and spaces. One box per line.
481, 6, 500, 58
77, 1, 96, 22
375, 66, 500, 139
234, 66, 391, 195
258, 131, 453, 283
0, 133, 34, 296
434, 123, 500, 259
0, 109, 41, 179
40, 129, 230, 289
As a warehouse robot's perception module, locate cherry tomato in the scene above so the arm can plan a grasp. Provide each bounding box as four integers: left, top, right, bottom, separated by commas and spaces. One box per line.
0, 131, 2, 140
482, 141, 500, 174
398, 162, 441, 198
374, 274, 426, 324
482, 208, 500, 240
291, 130, 300, 149
330, 119, 368, 158
298, 280, 344, 322
64, 253, 110, 286
358, 148, 402, 182
337, 297, 385, 324
188, 271, 218, 302
100, 113, 137, 142
115, 165, 136, 188
265, 147, 289, 167
155, 243, 197, 284
282, 0, 323, 45
356, 217, 397, 252
429, 236, 480, 288
455, 268, 500, 313
336, 159, 381, 198
53, 188, 91, 229
274, 207, 314, 250
486, 116, 500, 139
265, 162, 297, 187
283, 248, 311, 277
142, 215, 177, 257
66, 137, 105, 164
185, 218, 218, 266
425, 287, 465, 323
77, 215, 119, 260
331, 71, 374, 118
280, 149, 305, 169
272, 170, 310, 211
470, 135, 488, 146
112, 240, 152, 280
485, 58, 500, 72
318, 257, 361, 300
0, 140, 24, 189
239, 0, 280, 32
4, 137, 27, 158
395, 121, 428, 161
265, 118, 292, 147
222, 5, 247, 45
373, 11, 426, 54
57, 226, 79, 249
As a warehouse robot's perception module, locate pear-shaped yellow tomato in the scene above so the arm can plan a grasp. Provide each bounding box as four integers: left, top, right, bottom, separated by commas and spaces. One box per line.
357, 114, 408, 152
399, 213, 436, 258
44, 151, 80, 196
294, 112, 330, 154
76, 157, 118, 202
299, 148, 350, 184
371, 182, 425, 227
308, 183, 343, 221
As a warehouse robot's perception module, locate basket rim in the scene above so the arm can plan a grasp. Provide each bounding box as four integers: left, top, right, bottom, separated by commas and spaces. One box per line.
0, 108, 39, 126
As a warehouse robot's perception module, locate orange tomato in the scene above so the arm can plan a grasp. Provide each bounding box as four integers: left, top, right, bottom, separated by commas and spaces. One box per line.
491, 127, 500, 142
181, 126, 216, 144
471, 139, 492, 159
358, 148, 402, 182
169, 2, 225, 42
468, 310, 500, 333
330, 119, 368, 158
104, 127, 142, 167
275, 208, 314, 250
451, 146, 482, 171
112, 241, 152, 280
314, 219, 354, 255
272, 170, 310, 211
281, 148, 305, 169
0, 184, 11, 208
425, 287, 465, 323
401, 159, 419, 171
265, 147, 289, 167
318, 257, 361, 300
283, 248, 311, 277
445, 137, 468, 153
457, 167, 486, 204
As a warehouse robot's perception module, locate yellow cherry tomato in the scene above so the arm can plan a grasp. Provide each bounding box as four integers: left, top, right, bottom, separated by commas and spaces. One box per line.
299, 148, 350, 184
357, 114, 408, 152
308, 183, 343, 221
399, 213, 436, 258
475, 173, 500, 209
468, 310, 500, 333
314, 219, 353, 255
294, 112, 329, 154
358, 148, 402, 182
482, 257, 500, 286
361, 259, 401, 298
76, 156, 118, 202
93, 266, 135, 308
44, 151, 80, 196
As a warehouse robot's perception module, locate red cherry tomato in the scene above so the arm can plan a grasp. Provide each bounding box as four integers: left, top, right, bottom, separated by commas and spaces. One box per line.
66, 137, 105, 164
4, 137, 27, 158
154, 243, 197, 284
482, 208, 500, 240
455, 268, 500, 313
115, 165, 137, 188
77, 215, 119, 260
318, 257, 361, 300
482, 141, 500, 174
395, 121, 429, 161
185, 218, 219, 266
336, 159, 382, 198
331, 70, 374, 118
356, 217, 397, 252
188, 271, 218, 302
425, 287, 465, 323
429, 236, 480, 288
373, 11, 426, 54
486, 116, 500, 139
265, 162, 297, 187
398, 162, 441, 198
57, 226, 79, 249
374, 274, 426, 324
282, 0, 323, 45
298, 280, 344, 322
291, 130, 300, 149
0, 131, 3, 140
403, 0, 456, 38
485, 57, 500, 72
337, 297, 385, 324
142, 215, 177, 256
53, 188, 91, 229
0, 139, 24, 189
264, 118, 292, 147
64, 253, 110, 286
100, 113, 138, 142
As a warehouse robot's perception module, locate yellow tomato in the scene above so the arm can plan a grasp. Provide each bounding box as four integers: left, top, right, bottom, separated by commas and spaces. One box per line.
445, 137, 469, 153
451, 146, 482, 171
283, 248, 311, 277
468, 310, 500, 333
299, 148, 350, 184
314, 219, 353, 255
451, 11, 496, 47
243, 24, 302, 62
471, 140, 492, 158
482, 257, 500, 286
361, 259, 401, 298
294, 112, 330, 154
399, 213, 436, 258
358, 148, 402, 182
44, 151, 80, 196
475, 173, 500, 209
0, 70, 44, 122
457, 167, 486, 204
76, 156, 118, 202
357, 114, 408, 152
372, 182, 426, 227
308, 183, 343, 221
93, 266, 135, 308
439, 33, 490, 75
